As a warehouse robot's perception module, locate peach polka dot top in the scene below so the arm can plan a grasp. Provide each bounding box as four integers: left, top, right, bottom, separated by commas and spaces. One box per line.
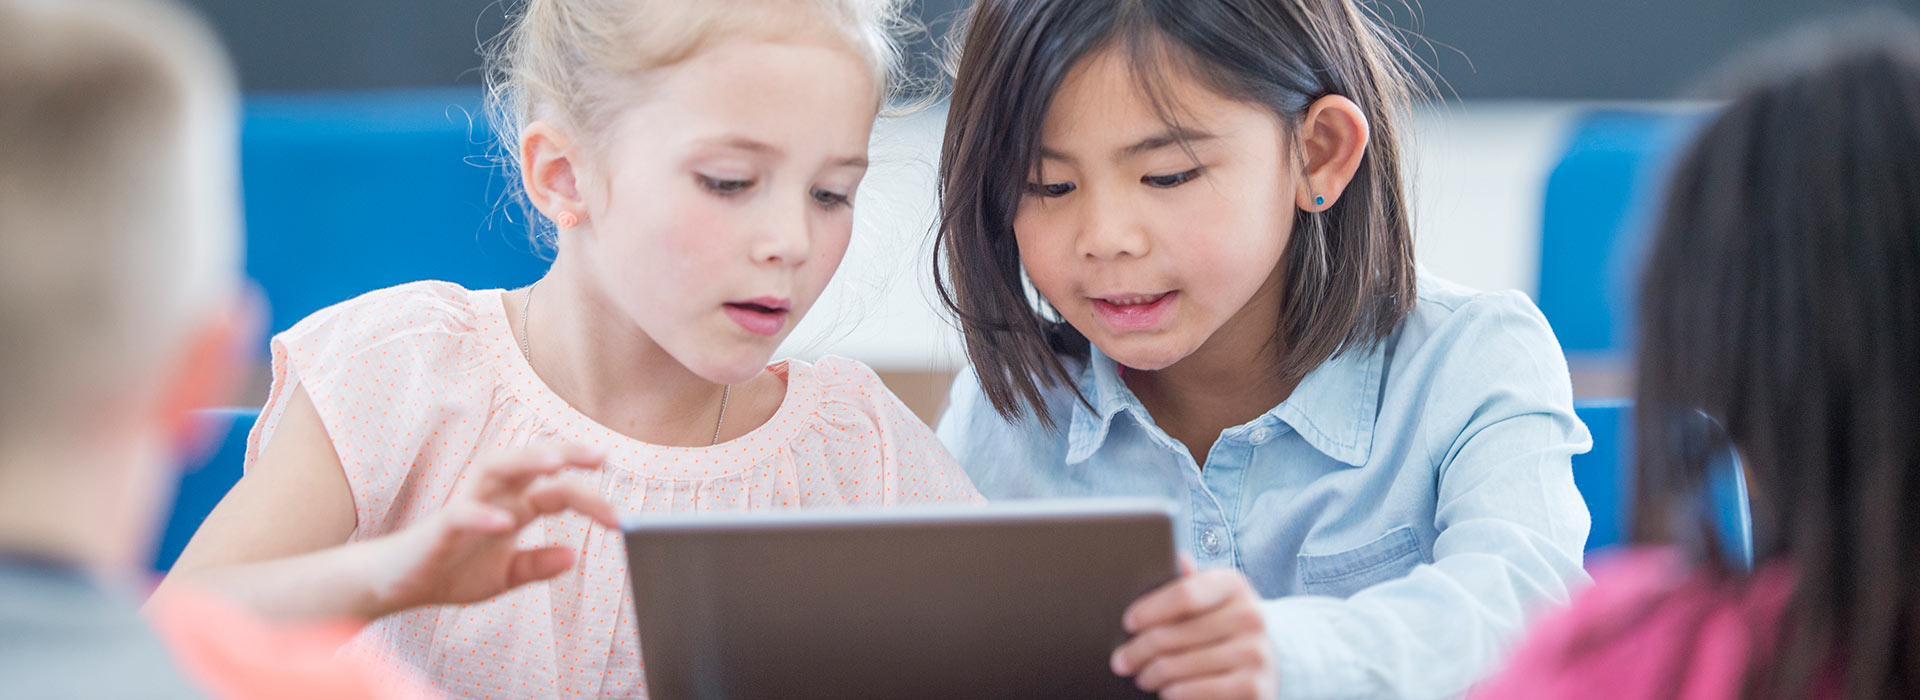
244, 281, 984, 699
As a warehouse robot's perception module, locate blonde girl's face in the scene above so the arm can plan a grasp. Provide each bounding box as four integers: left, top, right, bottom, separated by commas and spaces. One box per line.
564, 38, 876, 384
1013, 47, 1302, 372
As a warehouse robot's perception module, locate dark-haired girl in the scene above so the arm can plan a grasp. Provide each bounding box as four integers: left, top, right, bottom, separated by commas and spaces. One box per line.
933, 1, 1593, 697
1477, 12, 1920, 700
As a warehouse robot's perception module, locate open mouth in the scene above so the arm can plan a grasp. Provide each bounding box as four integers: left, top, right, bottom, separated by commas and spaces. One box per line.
1099, 293, 1170, 307
724, 297, 791, 337
1088, 291, 1176, 331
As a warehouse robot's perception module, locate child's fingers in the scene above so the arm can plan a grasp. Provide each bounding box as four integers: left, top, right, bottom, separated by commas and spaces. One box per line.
1158, 669, 1274, 700
468, 446, 607, 499
521, 478, 620, 528
504, 546, 577, 589
1123, 568, 1249, 633
1112, 593, 1266, 676
442, 501, 516, 536
1132, 635, 1273, 693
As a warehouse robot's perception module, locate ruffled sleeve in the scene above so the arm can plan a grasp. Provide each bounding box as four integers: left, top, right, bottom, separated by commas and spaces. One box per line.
246, 281, 494, 534
796, 356, 984, 506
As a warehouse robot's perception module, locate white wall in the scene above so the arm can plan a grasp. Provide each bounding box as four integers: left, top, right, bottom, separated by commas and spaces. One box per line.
779, 101, 1586, 372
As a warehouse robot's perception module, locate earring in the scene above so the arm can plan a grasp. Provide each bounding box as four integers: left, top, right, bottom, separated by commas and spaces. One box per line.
1314, 195, 1327, 207
554, 211, 579, 229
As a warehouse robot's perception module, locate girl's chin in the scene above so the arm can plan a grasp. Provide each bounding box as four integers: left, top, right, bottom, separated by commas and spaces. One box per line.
1090, 336, 1194, 373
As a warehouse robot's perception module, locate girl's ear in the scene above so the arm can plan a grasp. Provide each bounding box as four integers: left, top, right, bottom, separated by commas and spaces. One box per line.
1293, 95, 1370, 212
520, 122, 587, 226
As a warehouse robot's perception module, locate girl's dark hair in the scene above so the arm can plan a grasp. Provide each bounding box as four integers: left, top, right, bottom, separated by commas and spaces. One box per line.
1630, 11, 1920, 699
934, 0, 1423, 424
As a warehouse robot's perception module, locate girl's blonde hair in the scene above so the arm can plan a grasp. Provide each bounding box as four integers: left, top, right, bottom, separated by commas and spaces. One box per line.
481, 0, 912, 239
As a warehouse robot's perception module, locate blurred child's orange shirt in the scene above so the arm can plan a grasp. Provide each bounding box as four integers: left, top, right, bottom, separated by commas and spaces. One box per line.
148, 587, 437, 700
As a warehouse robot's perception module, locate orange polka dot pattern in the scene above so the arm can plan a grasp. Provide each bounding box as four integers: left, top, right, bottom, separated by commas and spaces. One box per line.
244, 282, 985, 699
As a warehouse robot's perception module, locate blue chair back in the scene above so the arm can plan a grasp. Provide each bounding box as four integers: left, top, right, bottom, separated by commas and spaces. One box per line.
1538, 110, 1706, 358
153, 408, 258, 571
1572, 400, 1753, 569
242, 89, 548, 337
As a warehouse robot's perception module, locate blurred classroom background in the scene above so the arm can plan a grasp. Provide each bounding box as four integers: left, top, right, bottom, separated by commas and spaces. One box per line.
179, 0, 1915, 421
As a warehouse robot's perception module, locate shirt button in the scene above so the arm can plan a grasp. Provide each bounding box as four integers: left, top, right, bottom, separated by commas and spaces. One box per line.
1200, 528, 1222, 555
1249, 426, 1275, 444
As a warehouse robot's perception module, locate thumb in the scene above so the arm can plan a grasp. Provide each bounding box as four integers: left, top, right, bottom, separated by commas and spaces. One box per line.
504, 546, 576, 589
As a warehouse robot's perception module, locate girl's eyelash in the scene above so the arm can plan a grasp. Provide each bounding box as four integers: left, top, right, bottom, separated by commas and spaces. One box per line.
1142, 168, 1202, 188
699, 175, 848, 210
1026, 181, 1077, 198
812, 188, 851, 209
697, 174, 754, 196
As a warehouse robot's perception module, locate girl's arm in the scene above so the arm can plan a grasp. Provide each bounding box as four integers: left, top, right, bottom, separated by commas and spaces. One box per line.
1251, 297, 1592, 699
152, 385, 617, 621
1112, 294, 1593, 699
1254, 405, 1590, 698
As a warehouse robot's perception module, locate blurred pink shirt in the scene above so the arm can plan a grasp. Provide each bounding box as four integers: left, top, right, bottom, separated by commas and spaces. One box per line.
249, 281, 983, 699
1474, 547, 1830, 700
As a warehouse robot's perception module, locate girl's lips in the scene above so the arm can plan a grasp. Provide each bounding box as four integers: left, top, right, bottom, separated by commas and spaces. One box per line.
724, 302, 789, 336
1088, 291, 1176, 331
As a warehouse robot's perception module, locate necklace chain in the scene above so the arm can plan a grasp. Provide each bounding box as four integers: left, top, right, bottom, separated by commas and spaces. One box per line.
520, 282, 729, 446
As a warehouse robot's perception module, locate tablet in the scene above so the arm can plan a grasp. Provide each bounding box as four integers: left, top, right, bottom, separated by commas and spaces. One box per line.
622, 499, 1178, 700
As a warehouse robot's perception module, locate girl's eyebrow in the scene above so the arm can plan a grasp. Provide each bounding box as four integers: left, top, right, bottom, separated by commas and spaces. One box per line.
698, 135, 782, 157
1116, 126, 1216, 161
692, 135, 867, 169
1037, 126, 1219, 165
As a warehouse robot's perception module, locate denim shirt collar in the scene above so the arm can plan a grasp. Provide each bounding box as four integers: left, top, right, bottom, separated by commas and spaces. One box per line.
1065, 341, 1385, 467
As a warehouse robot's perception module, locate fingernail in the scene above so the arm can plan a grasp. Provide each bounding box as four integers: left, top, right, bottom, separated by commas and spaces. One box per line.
1110, 651, 1129, 676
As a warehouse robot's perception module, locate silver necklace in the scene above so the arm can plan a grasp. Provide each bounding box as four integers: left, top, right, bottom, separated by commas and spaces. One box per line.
520, 282, 730, 445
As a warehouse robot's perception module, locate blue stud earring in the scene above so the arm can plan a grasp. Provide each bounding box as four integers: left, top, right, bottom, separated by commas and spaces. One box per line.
1314, 195, 1326, 206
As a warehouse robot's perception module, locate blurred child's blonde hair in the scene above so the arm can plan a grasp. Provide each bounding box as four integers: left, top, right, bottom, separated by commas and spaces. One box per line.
481, 0, 912, 239
0, 0, 239, 448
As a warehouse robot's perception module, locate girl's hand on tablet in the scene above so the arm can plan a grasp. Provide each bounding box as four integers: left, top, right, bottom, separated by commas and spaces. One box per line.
362, 445, 617, 616
1111, 556, 1279, 700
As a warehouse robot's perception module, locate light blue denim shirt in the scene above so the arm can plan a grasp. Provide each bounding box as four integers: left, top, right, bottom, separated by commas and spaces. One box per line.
937, 275, 1593, 699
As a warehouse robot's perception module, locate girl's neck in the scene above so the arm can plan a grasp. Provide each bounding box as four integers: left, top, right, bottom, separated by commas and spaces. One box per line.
516, 260, 750, 447
1125, 340, 1300, 466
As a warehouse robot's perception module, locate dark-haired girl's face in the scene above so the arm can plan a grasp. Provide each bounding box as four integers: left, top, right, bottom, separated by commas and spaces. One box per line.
1014, 48, 1300, 371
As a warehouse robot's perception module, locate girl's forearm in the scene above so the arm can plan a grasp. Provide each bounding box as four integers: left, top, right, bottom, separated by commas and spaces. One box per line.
151, 538, 398, 622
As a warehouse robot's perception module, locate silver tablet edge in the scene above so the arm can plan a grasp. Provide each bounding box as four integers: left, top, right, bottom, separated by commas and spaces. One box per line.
618, 498, 1176, 532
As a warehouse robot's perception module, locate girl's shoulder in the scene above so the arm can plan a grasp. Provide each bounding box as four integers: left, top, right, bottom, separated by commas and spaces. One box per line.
274, 280, 500, 377
938, 357, 1084, 426
775, 356, 981, 504
783, 355, 928, 434
1382, 273, 1576, 414
1399, 273, 1557, 351
932, 360, 1081, 484
1472, 547, 1799, 700
253, 281, 508, 492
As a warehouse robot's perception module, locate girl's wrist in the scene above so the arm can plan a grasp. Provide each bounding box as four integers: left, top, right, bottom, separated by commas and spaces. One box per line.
337, 535, 412, 620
